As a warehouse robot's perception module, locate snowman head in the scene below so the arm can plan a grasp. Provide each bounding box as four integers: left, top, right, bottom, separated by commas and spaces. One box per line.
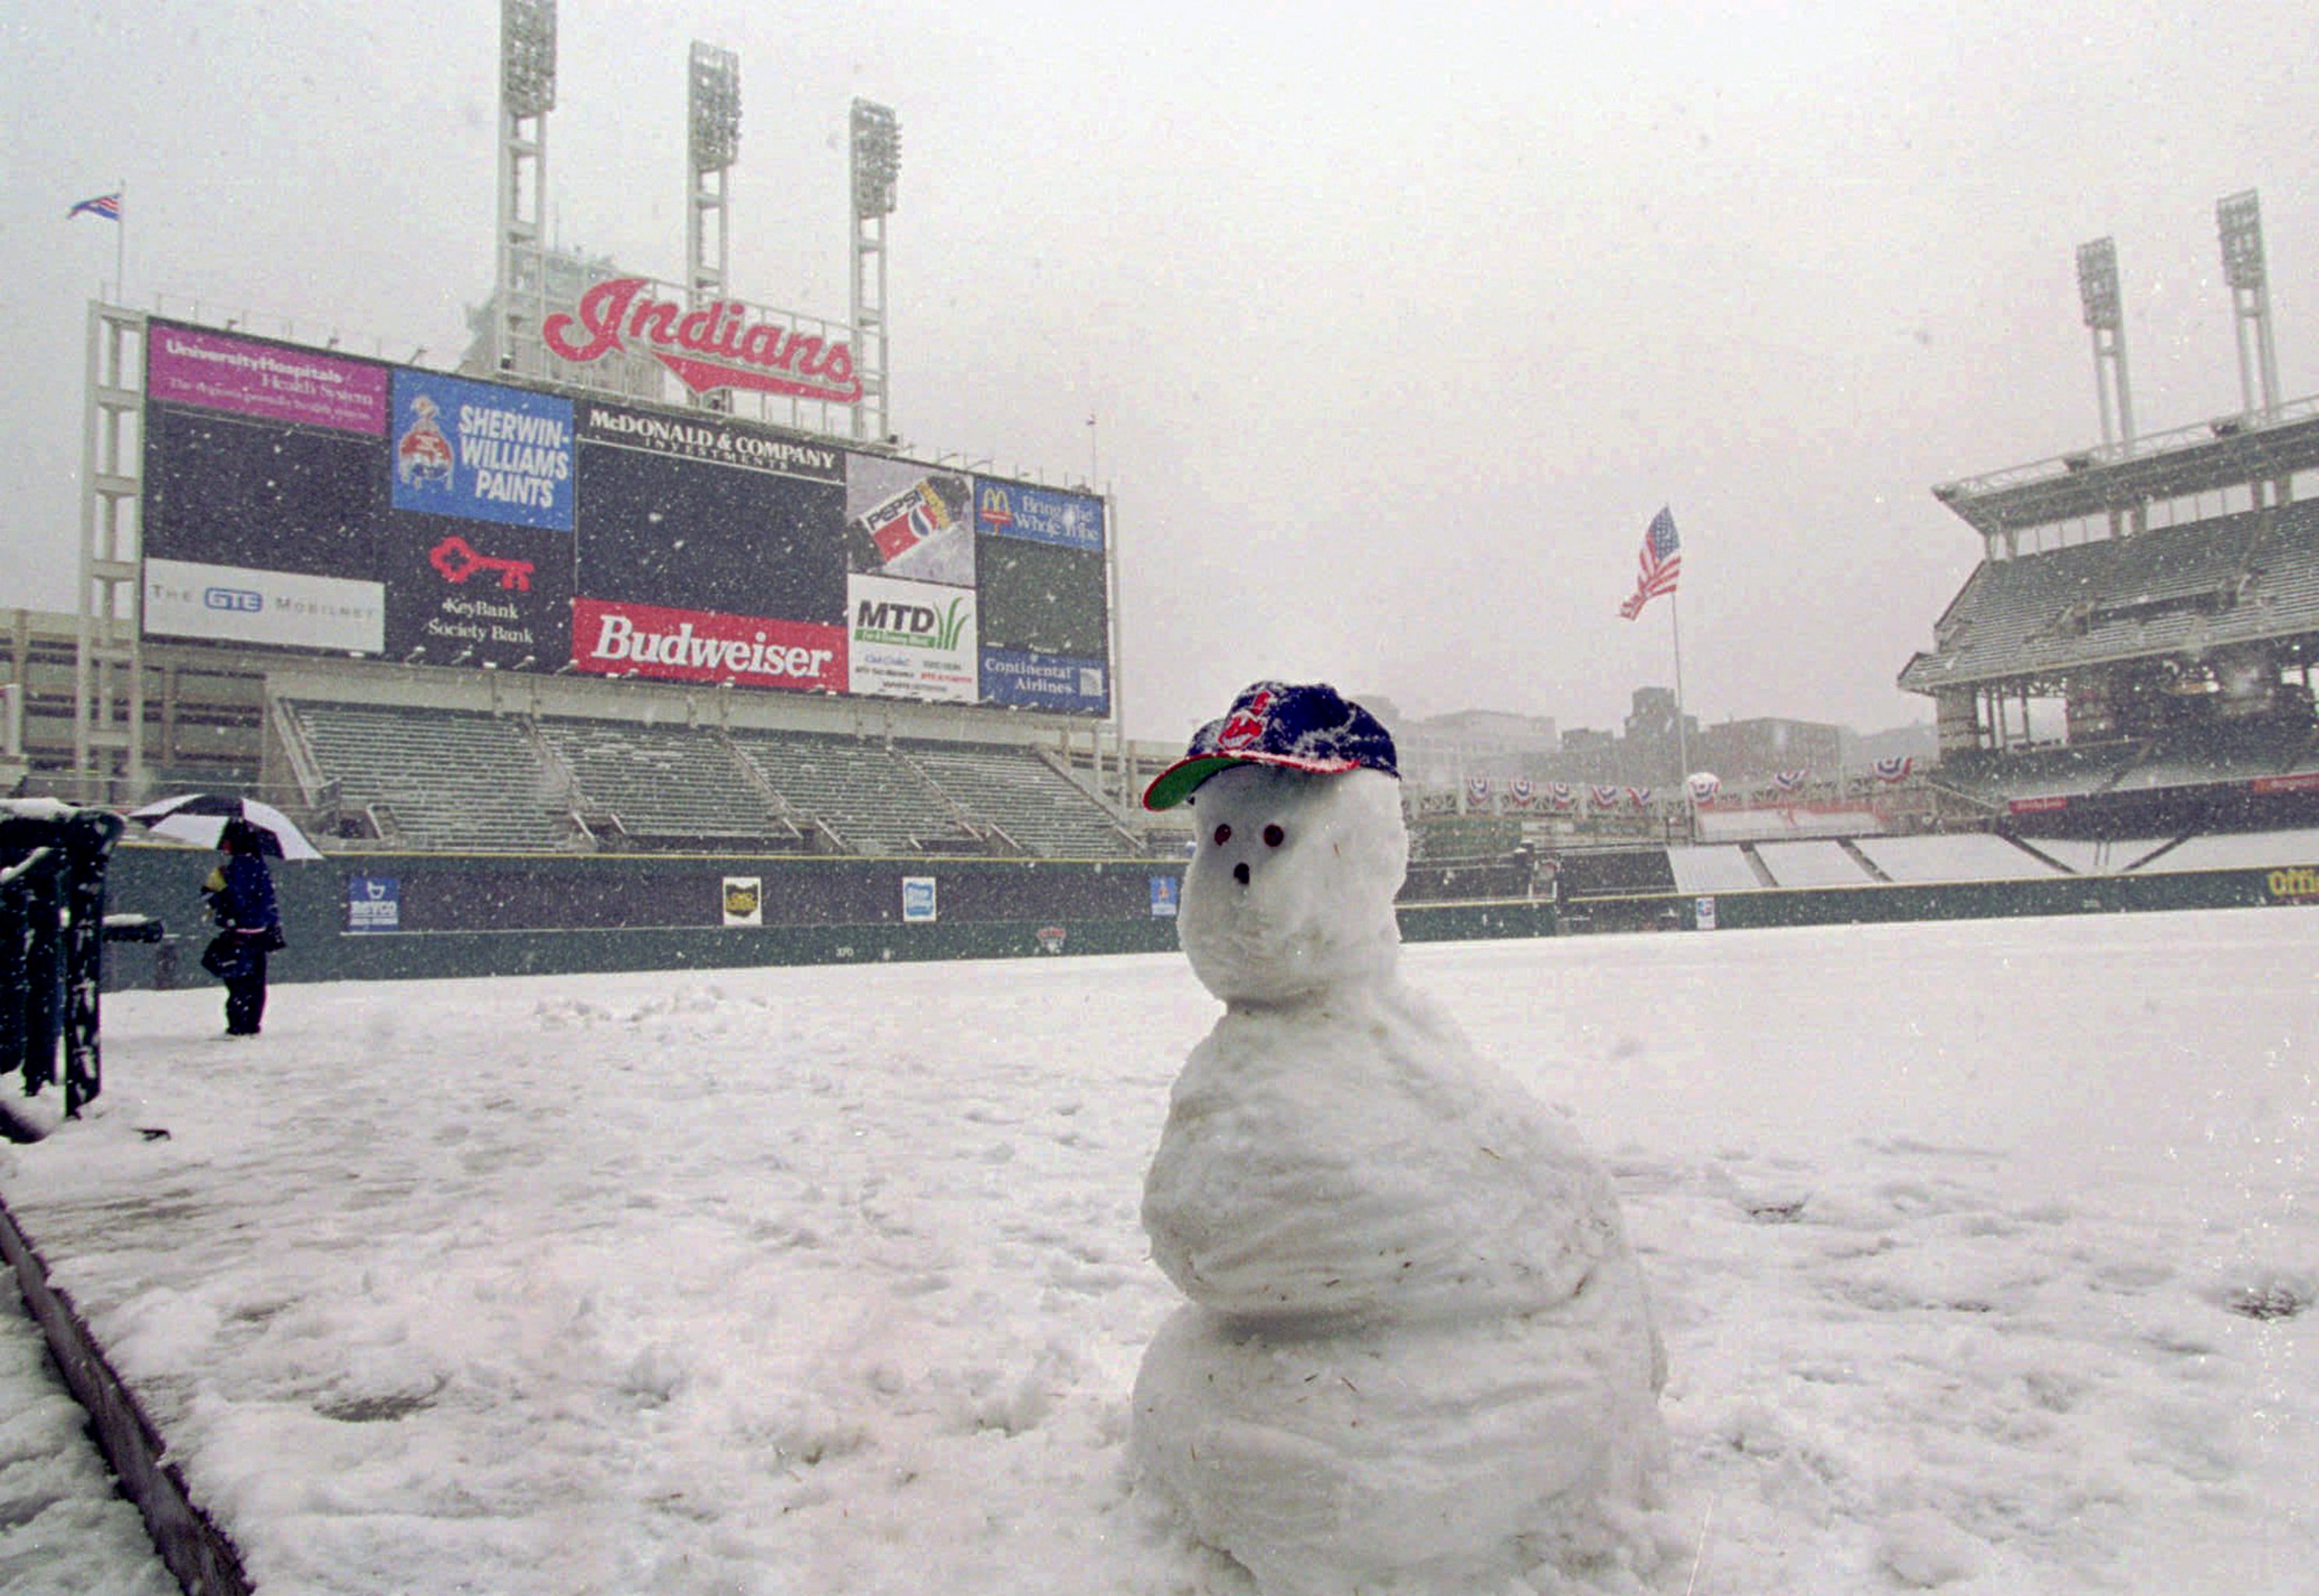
1145, 683, 1405, 1005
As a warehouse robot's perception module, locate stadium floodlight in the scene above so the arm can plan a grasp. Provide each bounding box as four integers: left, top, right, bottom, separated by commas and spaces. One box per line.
2217, 190, 2265, 291
2217, 188, 2282, 422
851, 100, 900, 219
689, 42, 741, 172
2076, 238, 2121, 331
503, 0, 557, 119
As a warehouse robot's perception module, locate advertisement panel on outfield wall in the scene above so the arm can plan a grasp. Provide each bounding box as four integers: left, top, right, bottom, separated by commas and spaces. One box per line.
140, 320, 1110, 715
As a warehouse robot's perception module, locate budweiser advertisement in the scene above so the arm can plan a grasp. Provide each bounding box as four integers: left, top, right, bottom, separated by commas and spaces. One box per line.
572, 598, 845, 693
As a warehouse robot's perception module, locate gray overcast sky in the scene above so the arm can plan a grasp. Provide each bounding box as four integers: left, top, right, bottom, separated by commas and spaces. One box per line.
4, 1, 2313, 746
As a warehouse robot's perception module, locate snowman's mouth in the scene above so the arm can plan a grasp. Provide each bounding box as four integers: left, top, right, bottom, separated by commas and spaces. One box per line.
1232, 862, 1251, 886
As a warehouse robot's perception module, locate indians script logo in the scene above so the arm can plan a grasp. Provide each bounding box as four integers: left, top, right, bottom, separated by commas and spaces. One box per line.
396, 395, 454, 489
543, 277, 863, 405
1218, 689, 1274, 750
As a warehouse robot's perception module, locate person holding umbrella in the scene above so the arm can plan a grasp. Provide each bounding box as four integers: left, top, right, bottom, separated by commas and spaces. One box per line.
200, 817, 285, 1037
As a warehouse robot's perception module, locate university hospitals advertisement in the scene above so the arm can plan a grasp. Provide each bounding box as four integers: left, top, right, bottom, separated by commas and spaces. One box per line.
144, 559, 384, 653
847, 574, 976, 703
147, 323, 388, 435
390, 371, 574, 530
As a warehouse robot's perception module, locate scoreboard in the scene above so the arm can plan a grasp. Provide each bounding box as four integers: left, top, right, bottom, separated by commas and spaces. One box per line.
140, 320, 1111, 716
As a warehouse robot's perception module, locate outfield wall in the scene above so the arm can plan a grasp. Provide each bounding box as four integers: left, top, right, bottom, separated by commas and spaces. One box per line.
1561, 863, 2318, 935
95, 842, 2319, 990
97, 844, 1560, 988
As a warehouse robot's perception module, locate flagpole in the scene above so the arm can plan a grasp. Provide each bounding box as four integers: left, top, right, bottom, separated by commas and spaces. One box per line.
1670, 592, 1694, 842
113, 178, 125, 299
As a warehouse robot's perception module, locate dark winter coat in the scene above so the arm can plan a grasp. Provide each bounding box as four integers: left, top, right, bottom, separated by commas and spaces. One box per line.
208, 855, 281, 937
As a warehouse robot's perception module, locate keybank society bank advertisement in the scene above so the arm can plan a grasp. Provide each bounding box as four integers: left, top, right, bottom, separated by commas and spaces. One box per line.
391, 370, 574, 531
571, 597, 845, 692
847, 574, 977, 703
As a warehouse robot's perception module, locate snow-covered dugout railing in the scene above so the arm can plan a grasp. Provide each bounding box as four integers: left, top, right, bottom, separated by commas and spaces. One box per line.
1, 801, 128, 1127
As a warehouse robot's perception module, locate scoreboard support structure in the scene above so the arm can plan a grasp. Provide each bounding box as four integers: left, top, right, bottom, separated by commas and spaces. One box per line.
72, 302, 148, 805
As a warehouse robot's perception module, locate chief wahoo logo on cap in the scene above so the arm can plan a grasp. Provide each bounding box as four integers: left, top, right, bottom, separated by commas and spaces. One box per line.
1218, 689, 1274, 749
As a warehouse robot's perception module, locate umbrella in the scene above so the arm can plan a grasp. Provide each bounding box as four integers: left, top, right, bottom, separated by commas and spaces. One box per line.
128, 794, 323, 861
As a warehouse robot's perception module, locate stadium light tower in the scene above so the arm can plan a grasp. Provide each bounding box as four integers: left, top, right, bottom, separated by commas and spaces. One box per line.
494, 0, 557, 376
2216, 189, 2282, 420
688, 42, 741, 411
2076, 237, 2137, 456
850, 98, 900, 443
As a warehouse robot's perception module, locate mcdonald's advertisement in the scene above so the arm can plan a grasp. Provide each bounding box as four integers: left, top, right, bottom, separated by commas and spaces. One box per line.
137, 318, 1111, 715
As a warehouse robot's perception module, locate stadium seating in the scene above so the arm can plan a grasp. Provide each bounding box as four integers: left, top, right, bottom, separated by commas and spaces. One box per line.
1851, 833, 2063, 882
535, 720, 799, 847
1932, 740, 2145, 807
1751, 840, 1874, 889
285, 702, 1158, 857
285, 702, 570, 851
1553, 849, 1677, 898
724, 729, 981, 856
2106, 718, 2317, 792
900, 743, 1138, 857
1907, 498, 2319, 696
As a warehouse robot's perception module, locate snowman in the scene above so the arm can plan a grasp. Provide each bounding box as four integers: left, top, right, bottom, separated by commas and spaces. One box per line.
1130, 682, 1667, 1595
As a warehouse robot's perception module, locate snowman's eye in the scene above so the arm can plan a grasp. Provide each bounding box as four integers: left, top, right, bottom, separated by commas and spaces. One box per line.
1263, 824, 1285, 848
1213, 824, 1232, 846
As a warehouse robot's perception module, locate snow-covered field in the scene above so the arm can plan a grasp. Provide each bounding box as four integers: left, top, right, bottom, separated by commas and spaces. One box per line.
2, 908, 2314, 1594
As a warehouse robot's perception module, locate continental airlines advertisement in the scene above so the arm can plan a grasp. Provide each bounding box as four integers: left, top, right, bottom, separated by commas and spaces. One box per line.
140, 318, 1109, 715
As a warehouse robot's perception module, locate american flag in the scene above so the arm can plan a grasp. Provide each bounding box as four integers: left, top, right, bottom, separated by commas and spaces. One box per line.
68, 192, 122, 221
1617, 507, 1681, 620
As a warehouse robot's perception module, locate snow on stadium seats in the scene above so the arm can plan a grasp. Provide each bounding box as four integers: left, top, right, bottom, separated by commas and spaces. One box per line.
534, 720, 798, 846
901, 743, 1138, 858
2029, 837, 2178, 874
285, 701, 569, 852
2115, 825, 2319, 874
1851, 834, 2064, 882
1665, 846, 1764, 895
724, 730, 979, 856
1750, 840, 1876, 889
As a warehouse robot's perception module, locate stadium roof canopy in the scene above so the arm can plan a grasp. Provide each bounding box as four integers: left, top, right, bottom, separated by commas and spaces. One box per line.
1932, 397, 2319, 538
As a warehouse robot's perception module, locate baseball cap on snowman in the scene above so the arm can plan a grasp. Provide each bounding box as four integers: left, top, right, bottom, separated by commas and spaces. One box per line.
1141, 680, 1399, 810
